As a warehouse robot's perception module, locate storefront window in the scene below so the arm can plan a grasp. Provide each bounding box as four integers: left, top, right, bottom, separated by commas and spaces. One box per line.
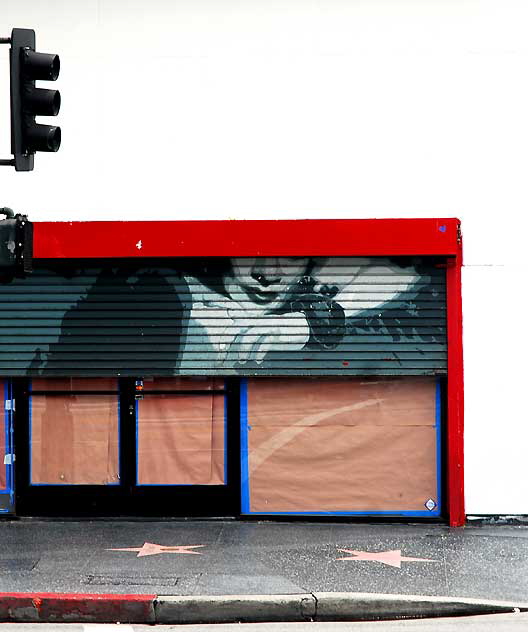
30, 392, 119, 485
243, 377, 440, 515
136, 391, 225, 485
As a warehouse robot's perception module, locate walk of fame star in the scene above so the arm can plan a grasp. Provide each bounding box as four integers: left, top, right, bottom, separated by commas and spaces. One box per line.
337, 548, 438, 568
106, 542, 205, 557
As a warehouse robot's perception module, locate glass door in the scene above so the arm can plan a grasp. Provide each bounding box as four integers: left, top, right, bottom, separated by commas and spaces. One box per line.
127, 377, 238, 516
14, 377, 240, 517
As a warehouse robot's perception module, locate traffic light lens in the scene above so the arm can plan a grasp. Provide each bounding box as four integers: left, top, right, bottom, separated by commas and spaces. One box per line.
51, 90, 60, 115
50, 54, 60, 80
48, 126, 61, 151
50, 90, 60, 115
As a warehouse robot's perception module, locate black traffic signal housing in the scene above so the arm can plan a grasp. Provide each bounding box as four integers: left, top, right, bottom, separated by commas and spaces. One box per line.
9, 28, 61, 172
0, 208, 33, 280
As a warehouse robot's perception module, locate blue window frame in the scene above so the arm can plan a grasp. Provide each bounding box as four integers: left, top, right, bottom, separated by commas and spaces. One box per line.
0, 380, 15, 513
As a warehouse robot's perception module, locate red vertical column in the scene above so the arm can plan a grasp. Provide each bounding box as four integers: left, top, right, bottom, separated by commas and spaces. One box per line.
446, 226, 465, 527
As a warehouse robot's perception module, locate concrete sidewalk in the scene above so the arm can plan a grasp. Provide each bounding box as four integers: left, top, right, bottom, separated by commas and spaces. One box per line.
0, 519, 527, 622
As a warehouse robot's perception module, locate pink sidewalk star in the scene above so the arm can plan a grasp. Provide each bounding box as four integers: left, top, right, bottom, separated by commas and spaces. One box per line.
107, 542, 205, 557
337, 548, 438, 568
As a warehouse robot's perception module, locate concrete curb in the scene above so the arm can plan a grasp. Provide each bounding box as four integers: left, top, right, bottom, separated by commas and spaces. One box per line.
0, 592, 527, 624
313, 593, 528, 622
155, 594, 316, 624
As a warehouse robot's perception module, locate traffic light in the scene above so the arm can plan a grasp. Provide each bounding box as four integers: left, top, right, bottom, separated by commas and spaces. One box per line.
9, 28, 61, 171
0, 208, 33, 280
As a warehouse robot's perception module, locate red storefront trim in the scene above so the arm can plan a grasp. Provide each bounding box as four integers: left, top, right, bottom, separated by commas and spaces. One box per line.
34, 218, 460, 259
33, 217, 465, 526
446, 251, 465, 527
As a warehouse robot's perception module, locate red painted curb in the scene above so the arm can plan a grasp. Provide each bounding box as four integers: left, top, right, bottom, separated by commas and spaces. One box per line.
0, 592, 156, 623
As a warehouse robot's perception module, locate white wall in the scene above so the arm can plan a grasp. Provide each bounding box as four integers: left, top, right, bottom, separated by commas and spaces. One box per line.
0, 0, 526, 514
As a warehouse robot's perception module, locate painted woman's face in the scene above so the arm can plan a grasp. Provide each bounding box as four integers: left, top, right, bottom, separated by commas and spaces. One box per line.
228, 257, 309, 312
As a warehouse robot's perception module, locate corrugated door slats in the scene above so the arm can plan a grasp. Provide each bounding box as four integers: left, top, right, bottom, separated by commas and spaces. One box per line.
0, 258, 446, 376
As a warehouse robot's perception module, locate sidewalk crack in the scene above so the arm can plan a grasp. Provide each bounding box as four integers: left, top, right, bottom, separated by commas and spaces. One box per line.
312, 591, 318, 621
441, 538, 450, 595
300, 592, 317, 621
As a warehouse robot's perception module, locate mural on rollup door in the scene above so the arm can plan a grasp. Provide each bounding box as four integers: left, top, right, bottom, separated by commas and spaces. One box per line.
0, 256, 445, 375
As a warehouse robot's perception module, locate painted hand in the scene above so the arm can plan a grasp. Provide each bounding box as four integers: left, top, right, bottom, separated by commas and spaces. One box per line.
189, 304, 310, 365
226, 313, 310, 365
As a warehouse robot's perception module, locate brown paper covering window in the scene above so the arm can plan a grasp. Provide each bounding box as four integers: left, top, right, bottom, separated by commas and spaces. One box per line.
31, 378, 118, 392
137, 393, 225, 485
246, 377, 439, 513
31, 395, 119, 485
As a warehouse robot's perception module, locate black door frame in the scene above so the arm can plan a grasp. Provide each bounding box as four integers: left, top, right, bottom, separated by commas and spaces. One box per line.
13, 377, 241, 517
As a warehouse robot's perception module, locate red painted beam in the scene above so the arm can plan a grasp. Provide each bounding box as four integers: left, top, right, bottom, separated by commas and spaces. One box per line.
446, 226, 465, 527
0, 592, 156, 623
34, 218, 460, 259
